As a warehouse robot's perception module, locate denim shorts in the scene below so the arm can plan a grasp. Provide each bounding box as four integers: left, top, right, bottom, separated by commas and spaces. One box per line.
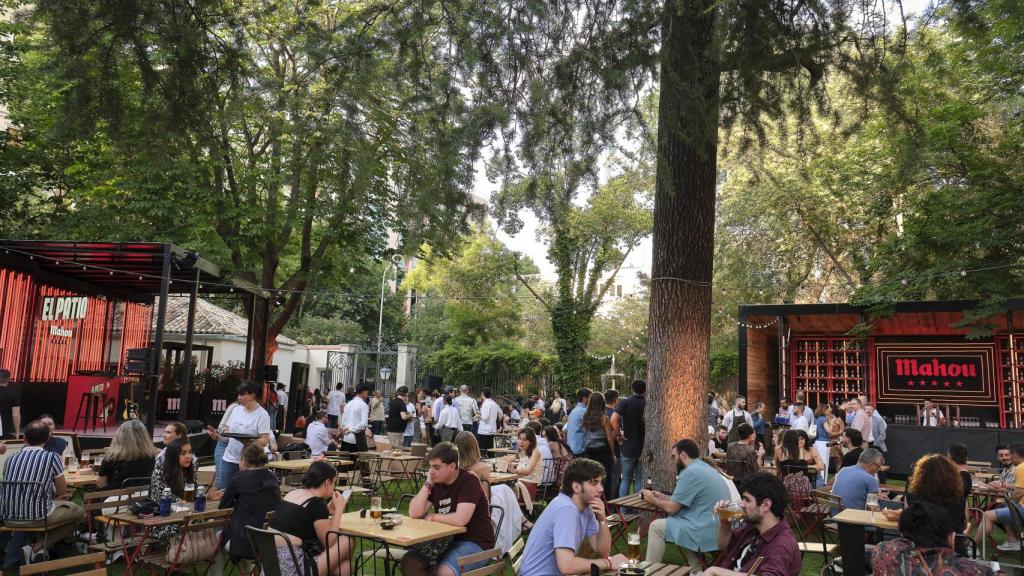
994, 502, 1024, 524
438, 540, 486, 576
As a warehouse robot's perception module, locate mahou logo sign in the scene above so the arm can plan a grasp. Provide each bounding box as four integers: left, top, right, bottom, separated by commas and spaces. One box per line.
875, 341, 996, 406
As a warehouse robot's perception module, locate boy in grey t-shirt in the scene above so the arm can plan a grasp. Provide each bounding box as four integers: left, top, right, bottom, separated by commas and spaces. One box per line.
518, 459, 627, 576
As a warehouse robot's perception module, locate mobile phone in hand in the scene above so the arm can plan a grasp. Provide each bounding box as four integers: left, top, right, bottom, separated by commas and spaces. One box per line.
342, 489, 352, 500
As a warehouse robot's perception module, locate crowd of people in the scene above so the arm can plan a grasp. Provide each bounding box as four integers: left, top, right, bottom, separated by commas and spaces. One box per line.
4, 363, 1021, 576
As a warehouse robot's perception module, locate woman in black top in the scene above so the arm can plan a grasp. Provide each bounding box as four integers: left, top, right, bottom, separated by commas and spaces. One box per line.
98, 419, 157, 488
268, 461, 351, 576
218, 443, 281, 563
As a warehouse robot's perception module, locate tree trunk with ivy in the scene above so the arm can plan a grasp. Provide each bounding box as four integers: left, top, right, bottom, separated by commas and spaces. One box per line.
550, 300, 594, 393
644, 0, 720, 489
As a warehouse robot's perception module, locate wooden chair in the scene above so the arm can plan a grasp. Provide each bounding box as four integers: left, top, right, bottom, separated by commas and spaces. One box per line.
795, 490, 841, 563
0, 480, 81, 561
506, 536, 526, 573
456, 547, 503, 576
81, 484, 152, 551
19, 551, 105, 576
141, 508, 232, 575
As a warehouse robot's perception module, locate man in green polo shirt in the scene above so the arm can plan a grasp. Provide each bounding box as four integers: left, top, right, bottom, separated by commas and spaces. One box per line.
641, 438, 731, 567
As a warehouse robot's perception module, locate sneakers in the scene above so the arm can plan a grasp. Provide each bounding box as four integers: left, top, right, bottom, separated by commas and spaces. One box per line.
106, 550, 125, 565
77, 531, 103, 544
21, 545, 44, 565
997, 540, 1021, 551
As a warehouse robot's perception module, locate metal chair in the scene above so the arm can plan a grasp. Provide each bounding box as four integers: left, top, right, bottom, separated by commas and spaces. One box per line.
246, 526, 306, 576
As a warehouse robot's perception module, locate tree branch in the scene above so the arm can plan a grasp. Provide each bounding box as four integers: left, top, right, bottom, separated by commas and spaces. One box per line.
513, 256, 552, 312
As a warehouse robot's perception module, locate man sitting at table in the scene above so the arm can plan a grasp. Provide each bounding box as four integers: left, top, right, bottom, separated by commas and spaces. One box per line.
0, 419, 87, 567
642, 439, 731, 567
725, 423, 760, 486
704, 473, 801, 576
839, 428, 865, 470
992, 444, 1016, 489
401, 442, 496, 576
975, 442, 1024, 551
708, 425, 729, 459
305, 410, 340, 457
830, 448, 883, 511
518, 458, 627, 576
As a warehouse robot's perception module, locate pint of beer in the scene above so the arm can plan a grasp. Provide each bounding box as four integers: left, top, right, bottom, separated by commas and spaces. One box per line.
370, 497, 382, 520
184, 484, 196, 503
627, 532, 642, 562
715, 501, 745, 521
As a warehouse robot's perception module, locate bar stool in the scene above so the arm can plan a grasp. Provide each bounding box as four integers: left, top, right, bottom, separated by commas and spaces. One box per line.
73, 391, 107, 433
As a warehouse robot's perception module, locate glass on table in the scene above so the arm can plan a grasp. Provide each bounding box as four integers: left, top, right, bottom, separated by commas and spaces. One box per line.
626, 531, 642, 563
66, 456, 79, 476
370, 496, 383, 521
184, 483, 196, 503
866, 493, 880, 520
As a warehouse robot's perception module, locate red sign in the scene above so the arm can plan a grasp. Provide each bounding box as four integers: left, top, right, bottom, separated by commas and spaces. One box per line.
874, 341, 997, 405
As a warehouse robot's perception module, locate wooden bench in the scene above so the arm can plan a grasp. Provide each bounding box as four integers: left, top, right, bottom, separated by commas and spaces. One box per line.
20, 551, 105, 576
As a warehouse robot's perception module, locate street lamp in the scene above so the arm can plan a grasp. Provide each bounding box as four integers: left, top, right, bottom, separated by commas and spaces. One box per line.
378, 254, 405, 356
377, 254, 404, 381
379, 366, 392, 382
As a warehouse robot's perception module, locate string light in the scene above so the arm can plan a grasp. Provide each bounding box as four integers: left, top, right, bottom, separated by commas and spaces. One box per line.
2, 245, 1021, 306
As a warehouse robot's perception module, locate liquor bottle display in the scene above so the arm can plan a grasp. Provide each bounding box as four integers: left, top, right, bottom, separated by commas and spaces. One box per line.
792, 338, 866, 405
998, 335, 1024, 428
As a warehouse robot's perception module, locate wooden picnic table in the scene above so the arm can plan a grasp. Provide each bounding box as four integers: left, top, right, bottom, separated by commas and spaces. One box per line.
198, 465, 216, 486
268, 458, 354, 472
335, 511, 466, 574
601, 562, 690, 576
66, 470, 101, 488
834, 508, 899, 575
607, 492, 663, 514
106, 500, 227, 576
489, 472, 519, 485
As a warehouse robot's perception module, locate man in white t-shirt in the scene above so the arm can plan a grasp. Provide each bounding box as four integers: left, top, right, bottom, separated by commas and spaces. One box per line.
477, 388, 500, 451
306, 410, 339, 456
921, 399, 945, 427
218, 381, 272, 489
276, 383, 289, 431
326, 383, 346, 428
789, 403, 811, 435
341, 384, 371, 452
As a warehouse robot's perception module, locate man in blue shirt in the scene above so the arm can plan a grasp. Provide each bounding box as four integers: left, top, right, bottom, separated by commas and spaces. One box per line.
830, 447, 883, 511
642, 439, 731, 567
563, 388, 591, 457
518, 458, 627, 576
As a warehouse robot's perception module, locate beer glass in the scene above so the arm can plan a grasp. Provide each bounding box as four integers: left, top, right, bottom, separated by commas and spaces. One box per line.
184, 483, 196, 503
370, 496, 383, 521
626, 531, 642, 563
715, 501, 744, 521
866, 493, 879, 520
66, 456, 79, 476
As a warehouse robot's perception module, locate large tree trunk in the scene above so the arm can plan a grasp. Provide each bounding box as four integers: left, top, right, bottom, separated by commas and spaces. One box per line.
645, 0, 721, 489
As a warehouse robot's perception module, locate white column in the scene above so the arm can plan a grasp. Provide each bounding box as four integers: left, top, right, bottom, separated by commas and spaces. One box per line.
396, 343, 418, 391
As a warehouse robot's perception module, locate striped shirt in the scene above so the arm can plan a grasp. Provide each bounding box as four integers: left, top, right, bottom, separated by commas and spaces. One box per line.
0, 446, 63, 521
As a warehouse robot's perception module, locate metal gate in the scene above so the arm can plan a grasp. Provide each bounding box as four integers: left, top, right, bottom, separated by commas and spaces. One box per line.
325, 346, 400, 396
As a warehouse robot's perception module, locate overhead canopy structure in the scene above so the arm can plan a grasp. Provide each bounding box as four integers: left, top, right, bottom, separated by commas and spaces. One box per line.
0, 240, 271, 431
0, 240, 268, 301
